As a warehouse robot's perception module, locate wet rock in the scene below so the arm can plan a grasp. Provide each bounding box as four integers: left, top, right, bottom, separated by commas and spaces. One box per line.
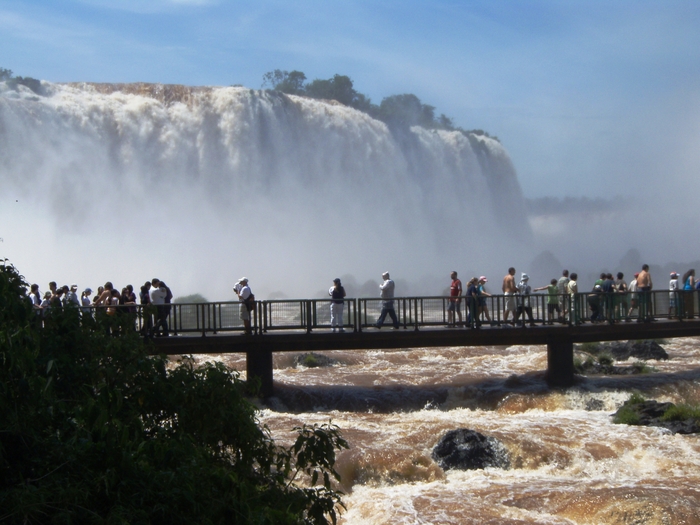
293, 352, 338, 368
432, 428, 510, 471
602, 340, 669, 361
612, 400, 700, 434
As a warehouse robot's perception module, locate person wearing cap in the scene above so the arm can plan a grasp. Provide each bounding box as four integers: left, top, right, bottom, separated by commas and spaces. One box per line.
376, 272, 399, 329
477, 276, 492, 325
328, 278, 347, 332
447, 271, 463, 327
65, 284, 80, 307
669, 272, 679, 318
514, 273, 535, 327
80, 288, 93, 317
235, 277, 253, 335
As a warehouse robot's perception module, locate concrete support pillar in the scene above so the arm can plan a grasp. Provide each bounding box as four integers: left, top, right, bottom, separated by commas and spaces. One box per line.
546, 339, 574, 388
247, 349, 273, 397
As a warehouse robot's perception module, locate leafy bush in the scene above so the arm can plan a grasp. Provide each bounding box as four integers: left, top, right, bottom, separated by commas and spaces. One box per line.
0, 261, 347, 524
661, 404, 700, 422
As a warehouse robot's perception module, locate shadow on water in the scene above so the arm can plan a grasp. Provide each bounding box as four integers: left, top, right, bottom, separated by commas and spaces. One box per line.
266, 367, 700, 413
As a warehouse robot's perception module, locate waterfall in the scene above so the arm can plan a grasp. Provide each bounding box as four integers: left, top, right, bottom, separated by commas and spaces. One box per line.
1, 81, 530, 299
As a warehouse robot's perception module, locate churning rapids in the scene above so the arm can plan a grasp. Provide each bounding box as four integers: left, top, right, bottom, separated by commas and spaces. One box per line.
190, 339, 700, 525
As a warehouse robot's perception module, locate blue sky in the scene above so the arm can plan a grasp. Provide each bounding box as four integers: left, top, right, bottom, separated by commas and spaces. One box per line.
3, 0, 700, 199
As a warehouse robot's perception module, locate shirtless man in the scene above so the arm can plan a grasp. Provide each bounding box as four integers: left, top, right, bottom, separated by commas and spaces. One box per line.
502, 267, 517, 324
636, 264, 653, 322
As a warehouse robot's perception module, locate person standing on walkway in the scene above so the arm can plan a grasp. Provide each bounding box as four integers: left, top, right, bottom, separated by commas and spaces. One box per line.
150, 281, 170, 337
557, 270, 570, 322
447, 271, 463, 327
376, 272, 399, 329
669, 272, 680, 318
477, 276, 492, 325
567, 273, 580, 324
329, 278, 346, 332
502, 267, 517, 325
235, 277, 253, 335
637, 264, 653, 322
534, 279, 559, 325
681, 269, 695, 319
514, 273, 535, 327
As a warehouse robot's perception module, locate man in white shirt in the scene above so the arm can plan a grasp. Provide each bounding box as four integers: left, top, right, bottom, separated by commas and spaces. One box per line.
376, 272, 399, 329
150, 280, 169, 336
235, 277, 253, 335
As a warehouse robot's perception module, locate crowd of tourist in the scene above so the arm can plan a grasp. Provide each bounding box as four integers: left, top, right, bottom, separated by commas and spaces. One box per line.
23, 263, 700, 335
445, 264, 699, 327
27, 279, 173, 337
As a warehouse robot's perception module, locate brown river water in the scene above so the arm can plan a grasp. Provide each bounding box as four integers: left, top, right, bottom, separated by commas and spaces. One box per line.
187, 337, 700, 524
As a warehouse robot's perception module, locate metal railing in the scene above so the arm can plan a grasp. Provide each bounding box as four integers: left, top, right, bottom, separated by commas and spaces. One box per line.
47, 290, 698, 336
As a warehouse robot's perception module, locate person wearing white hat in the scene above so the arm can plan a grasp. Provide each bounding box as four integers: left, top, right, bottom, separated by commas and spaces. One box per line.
514, 273, 535, 327
376, 272, 399, 329
235, 277, 253, 335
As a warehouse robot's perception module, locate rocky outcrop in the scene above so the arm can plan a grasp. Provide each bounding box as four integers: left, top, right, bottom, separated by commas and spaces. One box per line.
432, 429, 510, 471
612, 400, 700, 434
603, 340, 669, 361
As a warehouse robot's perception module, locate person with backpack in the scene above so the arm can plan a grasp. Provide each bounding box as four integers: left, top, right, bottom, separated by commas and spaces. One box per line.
328, 278, 346, 332
235, 277, 253, 335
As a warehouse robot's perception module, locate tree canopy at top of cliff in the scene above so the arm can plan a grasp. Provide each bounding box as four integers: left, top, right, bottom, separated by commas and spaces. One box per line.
262, 69, 497, 141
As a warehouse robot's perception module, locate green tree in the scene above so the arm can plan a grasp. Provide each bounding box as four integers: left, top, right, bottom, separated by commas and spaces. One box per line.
262, 69, 307, 95
0, 68, 13, 81
377, 94, 436, 129
0, 260, 348, 524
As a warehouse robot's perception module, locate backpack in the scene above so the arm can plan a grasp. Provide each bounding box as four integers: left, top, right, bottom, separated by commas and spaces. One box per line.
245, 293, 256, 311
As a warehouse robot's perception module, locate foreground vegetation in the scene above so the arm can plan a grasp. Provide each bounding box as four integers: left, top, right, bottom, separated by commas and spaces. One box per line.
0, 261, 347, 524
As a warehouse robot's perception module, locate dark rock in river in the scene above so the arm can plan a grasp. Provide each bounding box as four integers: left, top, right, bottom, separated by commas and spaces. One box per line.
293, 352, 339, 368
432, 428, 510, 471
603, 340, 669, 361
612, 400, 700, 434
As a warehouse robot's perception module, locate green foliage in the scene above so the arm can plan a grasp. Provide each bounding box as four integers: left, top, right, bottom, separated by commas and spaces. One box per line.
612, 393, 646, 425
0, 67, 12, 81
631, 361, 657, 374
174, 293, 208, 303
263, 69, 308, 95
578, 341, 601, 354
597, 353, 614, 366
303, 354, 320, 368
627, 392, 646, 405
260, 69, 498, 140
661, 404, 700, 422
613, 406, 641, 425
0, 261, 348, 524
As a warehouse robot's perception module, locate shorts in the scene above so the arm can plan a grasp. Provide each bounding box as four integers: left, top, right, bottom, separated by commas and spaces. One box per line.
504, 293, 516, 312
447, 301, 461, 313
239, 303, 250, 321
547, 304, 560, 316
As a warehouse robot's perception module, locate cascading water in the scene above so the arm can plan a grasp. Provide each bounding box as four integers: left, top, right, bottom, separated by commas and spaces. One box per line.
0, 81, 530, 299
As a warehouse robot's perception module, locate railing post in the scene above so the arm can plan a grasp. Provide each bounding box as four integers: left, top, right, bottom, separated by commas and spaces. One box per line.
306, 300, 312, 333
